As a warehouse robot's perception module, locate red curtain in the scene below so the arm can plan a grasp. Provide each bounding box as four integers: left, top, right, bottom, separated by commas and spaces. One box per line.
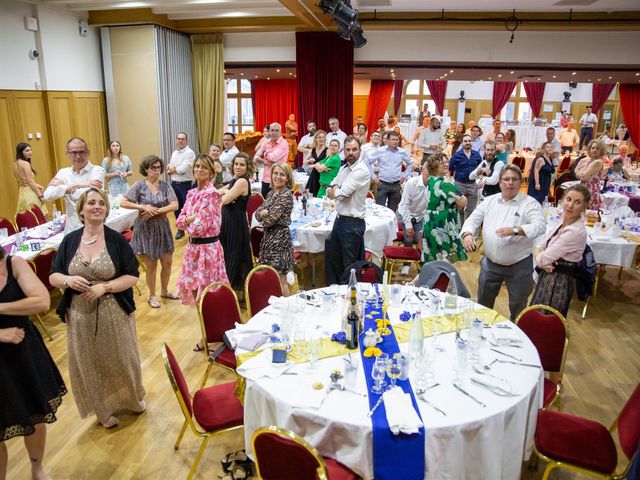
619, 84, 640, 153
295, 32, 353, 140
365, 80, 394, 137
492, 81, 517, 118
426, 80, 448, 116
251, 79, 298, 133
592, 83, 616, 114
393, 80, 404, 115
523, 82, 546, 118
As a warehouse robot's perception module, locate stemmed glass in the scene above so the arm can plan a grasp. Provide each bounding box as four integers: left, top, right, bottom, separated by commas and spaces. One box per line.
386, 356, 402, 389
307, 327, 321, 370
371, 353, 389, 394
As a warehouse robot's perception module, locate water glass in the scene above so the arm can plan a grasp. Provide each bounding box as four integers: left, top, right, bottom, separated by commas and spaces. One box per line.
343, 356, 359, 388
371, 353, 389, 394
307, 328, 322, 366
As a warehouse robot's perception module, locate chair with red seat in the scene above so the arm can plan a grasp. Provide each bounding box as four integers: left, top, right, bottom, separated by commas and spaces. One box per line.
515, 305, 569, 409
245, 264, 283, 317
252, 426, 358, 480
247, 192, 265, 225
532, 384, 640, 480
432, 272, 449, 292
27, 248, 57, 340
161, 342, 244, 480
0, 217, 17, 237
30, 205, 47, 225
382, 245, 421, 279
556, 155, 572, 175
628, 196, 640, 214
366, 191, 374, 200
197, 282, 243, 375
250, 226, 264, 263
15, 210, 39, 231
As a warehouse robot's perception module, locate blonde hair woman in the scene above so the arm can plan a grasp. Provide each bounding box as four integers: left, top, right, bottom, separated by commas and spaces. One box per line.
102, 140, 132, 196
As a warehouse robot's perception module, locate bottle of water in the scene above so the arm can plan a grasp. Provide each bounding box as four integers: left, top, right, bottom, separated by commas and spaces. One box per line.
469, 317, 484, 365
444, 272, 458, 317
455, 337, 468, 381
543, 196, 550, 219
51, 205, 59, 230
408, 309, 424, 362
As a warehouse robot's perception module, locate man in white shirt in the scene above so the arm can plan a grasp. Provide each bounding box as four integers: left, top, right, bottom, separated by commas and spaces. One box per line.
219, 132, 239, 184
460, 165, 545, 320
416, 116, 446, 157
327, 117, 347, 150
297, 120, 317, 171
485, 119, 502, 142
325, 136, 370, 284
167, 132, 196, 239
44, 137, 106, 234
361, 130, 382, 196
397, 157, 429, 246
579, 105, 598, 150
542, 127, 561, 156
557, 121, 580, 153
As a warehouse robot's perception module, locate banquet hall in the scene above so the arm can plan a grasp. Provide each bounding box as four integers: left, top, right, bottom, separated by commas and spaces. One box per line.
1, 0, 640, 479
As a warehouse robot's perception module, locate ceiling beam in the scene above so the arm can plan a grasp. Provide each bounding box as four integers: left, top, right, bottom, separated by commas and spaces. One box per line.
278, 0, 333, 30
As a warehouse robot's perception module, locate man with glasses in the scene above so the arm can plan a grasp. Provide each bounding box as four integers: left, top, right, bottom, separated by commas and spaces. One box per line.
167, 132, 195, 240
460, 165, 545, 321
254, 122, 289, 198
219, 132, 239, 184
44, 136, 105, 234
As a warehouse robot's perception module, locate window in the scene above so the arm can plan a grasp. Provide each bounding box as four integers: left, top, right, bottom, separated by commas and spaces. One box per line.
226, 79, 253, 134
402, 81, 436, 120
500, 83, 531, 122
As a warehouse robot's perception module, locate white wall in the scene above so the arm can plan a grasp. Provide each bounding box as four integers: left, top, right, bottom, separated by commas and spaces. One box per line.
446, 80, 493, 100
0, 0, 103, 91
224, 32, 296, 62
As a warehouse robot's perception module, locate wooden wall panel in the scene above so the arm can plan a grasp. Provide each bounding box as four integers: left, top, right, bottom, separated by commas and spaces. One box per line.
73, 93, 108, 163
0, 95, 19, 221
45, 92, 74, 170
353, 95, 368, 125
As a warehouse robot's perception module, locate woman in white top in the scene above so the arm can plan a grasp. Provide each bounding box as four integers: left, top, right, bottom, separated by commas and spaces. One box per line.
102, 141, 132, 196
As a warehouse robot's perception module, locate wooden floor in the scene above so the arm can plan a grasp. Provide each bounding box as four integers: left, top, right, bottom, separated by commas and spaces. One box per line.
6, 223, 640, 480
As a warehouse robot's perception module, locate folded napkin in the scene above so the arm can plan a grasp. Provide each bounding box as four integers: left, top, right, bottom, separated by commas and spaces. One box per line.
236, 333, 269, 351
236, 349, 294, 381
268, 295, 287, 308
382, 386, 423, 435
290, 387, 326, 409
225, 322, 269, 349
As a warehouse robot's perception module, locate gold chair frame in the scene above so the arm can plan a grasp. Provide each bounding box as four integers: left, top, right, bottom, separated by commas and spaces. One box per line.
244, 264, 282, 318
27, 247, 58, 341
383, 249, 421, 280
14, 209, 39, 230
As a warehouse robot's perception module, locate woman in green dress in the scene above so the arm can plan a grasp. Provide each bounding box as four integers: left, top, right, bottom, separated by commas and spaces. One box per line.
421, 154, 468, 263
314, 139, 342, 198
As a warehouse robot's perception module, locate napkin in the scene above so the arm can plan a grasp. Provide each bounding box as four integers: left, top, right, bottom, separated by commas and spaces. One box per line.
382, 387, 423, 435
290, 387, 326, 409
236, 349, 294, 381
236, 333, 269, 351
225, 322, 270, 349
268, 295, 287, 307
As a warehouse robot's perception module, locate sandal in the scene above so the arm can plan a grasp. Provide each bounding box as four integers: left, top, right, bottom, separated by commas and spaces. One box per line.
161, 291, 180, 300
193, 343, 205, 352
148, 297, 161, 308
220, 450, 253, 479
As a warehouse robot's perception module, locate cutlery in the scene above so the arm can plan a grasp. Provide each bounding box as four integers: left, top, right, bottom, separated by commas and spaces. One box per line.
470, 377, 516, 397
367, 395, 385, 417
415, 392, 447, 416
489, 348, 522, 361
319, 384, 336, 409
453, 383, 486, 407
334, 384, 367, 397
496, 359, 542, 369
472, 364, 508, 383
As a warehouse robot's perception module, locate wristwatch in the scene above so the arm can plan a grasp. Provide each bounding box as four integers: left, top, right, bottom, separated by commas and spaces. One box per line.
512, 227, 519, 236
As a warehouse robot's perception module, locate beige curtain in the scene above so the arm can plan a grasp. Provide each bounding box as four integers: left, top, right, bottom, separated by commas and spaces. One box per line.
190, 34, 225, 151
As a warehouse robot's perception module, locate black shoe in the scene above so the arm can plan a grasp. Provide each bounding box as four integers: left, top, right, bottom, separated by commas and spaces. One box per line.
175, 230, 185, 240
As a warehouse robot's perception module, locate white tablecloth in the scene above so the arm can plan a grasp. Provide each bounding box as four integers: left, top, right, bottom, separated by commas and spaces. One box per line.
251, 171, 309, 194
238, 285, 543, 480
508, 152, 536, 176
509, 125, 555, 150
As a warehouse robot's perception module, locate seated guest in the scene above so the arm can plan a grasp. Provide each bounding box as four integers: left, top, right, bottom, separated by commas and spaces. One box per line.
530, 185, 590, 317
315, 139, 342, 198
527, 142, 556, 204
605, 158, 630, 182
422, 154, 468, 263
574, 140, 606, 209
470, 141, 503, 198
465, 120, 476, 135
615, 123, 629, 141
397, 157, 430, 246
612, 144, 632, 168
504, 128, 516, 157
444, 121, 457, 145
557, 121, 580, 154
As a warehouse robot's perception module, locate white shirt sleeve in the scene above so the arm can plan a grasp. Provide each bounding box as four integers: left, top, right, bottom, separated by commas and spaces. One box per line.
460, 196, 488, 238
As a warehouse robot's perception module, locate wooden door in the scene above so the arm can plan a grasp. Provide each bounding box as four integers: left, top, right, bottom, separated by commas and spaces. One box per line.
0, 93, 18, 221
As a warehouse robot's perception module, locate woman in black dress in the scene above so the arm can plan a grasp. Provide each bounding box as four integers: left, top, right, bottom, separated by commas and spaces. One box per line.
305, 130, 327, 197
528, 141, 556, 204
0, 251, 66, 480
219, 153, 255, 292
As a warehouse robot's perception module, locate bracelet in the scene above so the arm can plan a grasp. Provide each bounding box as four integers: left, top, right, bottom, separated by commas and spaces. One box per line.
63, 276, 69, 287
104, 281, 113, 293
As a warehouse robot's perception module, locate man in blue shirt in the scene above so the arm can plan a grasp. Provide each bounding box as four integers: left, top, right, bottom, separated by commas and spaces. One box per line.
449, 134, 482, 221
367, 131, 413, 212
457, 125, 484, 158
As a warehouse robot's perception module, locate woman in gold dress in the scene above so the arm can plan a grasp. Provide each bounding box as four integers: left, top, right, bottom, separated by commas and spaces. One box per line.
49, 188, 145, 429
13, 143, 48, 216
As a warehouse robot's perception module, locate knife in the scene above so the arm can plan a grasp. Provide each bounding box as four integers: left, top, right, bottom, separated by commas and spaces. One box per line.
367, 395, 384, 417
417, 394, 447, 416
489, 348, 522, 362
453, 383, 487, 407
496, 359, 542, 369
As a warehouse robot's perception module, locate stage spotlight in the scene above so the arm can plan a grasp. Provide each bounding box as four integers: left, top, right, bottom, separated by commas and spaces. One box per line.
318, 0, 367, 48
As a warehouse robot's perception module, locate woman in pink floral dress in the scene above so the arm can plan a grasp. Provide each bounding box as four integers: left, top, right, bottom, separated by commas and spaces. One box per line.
176, 154, 229, 311
574, 140, 606, 210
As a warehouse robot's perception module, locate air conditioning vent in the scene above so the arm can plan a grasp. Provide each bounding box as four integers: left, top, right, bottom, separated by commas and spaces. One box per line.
553, 0, 598, 6
354, 0, 392, 7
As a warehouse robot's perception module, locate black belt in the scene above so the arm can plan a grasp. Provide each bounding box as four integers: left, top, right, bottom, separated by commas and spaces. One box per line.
172, 180, 193, 185
189, 236, 219, 244
380, 180, 400, 185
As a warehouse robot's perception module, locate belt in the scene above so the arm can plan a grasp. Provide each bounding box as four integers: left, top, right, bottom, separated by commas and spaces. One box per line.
172, 180, 193, 185
189, 236, 219, 245
379, 180, 400, 185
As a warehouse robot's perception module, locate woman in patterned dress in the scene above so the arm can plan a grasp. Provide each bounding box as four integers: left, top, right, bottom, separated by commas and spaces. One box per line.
574, 140, 606, 210
50, 188, 145, 429
120, 155, 178, 309
421, 154, 468, 263
102, 140, 133, 196
255, 163, 295, 296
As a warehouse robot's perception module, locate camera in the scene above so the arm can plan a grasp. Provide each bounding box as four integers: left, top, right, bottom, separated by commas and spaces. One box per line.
29, 49, 40, 59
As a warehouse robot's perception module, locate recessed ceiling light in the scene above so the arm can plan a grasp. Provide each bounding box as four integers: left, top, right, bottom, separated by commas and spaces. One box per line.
254, 75, 258, 78
608, 76, 612, 79
552, 75, 556, 78
510, 71, 514, 74
572, 72, 576, 75
449, 70, 454, 73
488, 77, 492, 80
390, 69, 394, 72
636, 73, 640, 76
288, 72, 292, 76
597, 78, 602, 81
498, 74, 502, 78
267, 77, 270, 80
443, 73, 447, 77
240, 72, 244, 76
223, 69, 226, 73
276, 69, 280, 72
537, 78, 541, 81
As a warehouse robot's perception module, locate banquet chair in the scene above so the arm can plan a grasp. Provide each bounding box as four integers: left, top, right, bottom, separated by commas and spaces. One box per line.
249, 226, 264, 263
247, 192, 265, 225
30, 205, 47, 224
197, 282, 242, 378
367, 191, 374, 200
27, 248, 57, 341
532, 384, 640, 480
15, 209, 39, 230
161, 343, 244, 480
556, 155, 572, 175
432, 272, 449, 292
628, 196, 640, 214
252, 426, 358, 480
395, 220, 404, 243
382, 245, 421, 279
0, 217, 17, 236
245, 265, 282, 317
515, 305, 569, 409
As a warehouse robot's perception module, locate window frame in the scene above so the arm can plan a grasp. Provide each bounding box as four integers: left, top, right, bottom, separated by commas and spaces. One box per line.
226, 79, 253, 134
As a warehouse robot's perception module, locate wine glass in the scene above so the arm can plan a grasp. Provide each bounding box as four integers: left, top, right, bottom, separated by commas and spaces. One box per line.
386, 356, 402, 389
371, 354, 388, 394
307, 328, 321, 369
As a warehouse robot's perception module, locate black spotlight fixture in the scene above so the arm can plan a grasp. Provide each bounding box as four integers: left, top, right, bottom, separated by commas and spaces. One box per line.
318, 0, 367, 48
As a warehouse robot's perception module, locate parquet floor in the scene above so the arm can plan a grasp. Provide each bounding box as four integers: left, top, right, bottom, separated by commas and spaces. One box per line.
6, 222, 640, 480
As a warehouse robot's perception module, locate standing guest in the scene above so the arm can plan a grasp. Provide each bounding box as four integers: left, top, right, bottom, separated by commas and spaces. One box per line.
219, 153, 255, 292
559, 111, 570, 128
352, 116, 365, 134
460, 166, 545, 320
504, 128, 516, 156
557, 121, 580, 153
386, 115, 398, 131
470, 141, 504, 198
530, 185, 590, 316
120, 155, 178, 309
376, 117, 387, 134
13, 142, 47, 216
102, 140, 132, 196
355, 122, 368, 145
327, 117, 347, 150
43, 137, 105, 234
254, 164, 295, 296
253, 122, 289, 199
465, 121, 477, 135
494, 132, 509, 164
528, 142, 556, 204
205, 147, 225, 189
412, 116, 431, 158
417, 103, 431, 127
0, 251, 66, 480
219, 133, 240, 184
176, 154, 229, 310
578, 106, 598, 150
367, 131, 413, 212
304, 130, 327, 197
167, 132, 195, 240
397, 157, 430, 246
449, 134, 482, 222
485, 119, 503, 142
297, 120, 317, 171
451, 123, 465, 153
393, 125, 410, 150
444, 121, 457, 145
361, 131, 383, 197
255, 125, 270, 152
416, 116, 446, 157
325, 137, 370, 284
421, 154, 468, 263
50, 188, 145, 428
542, 127, 561, 155
574, 140, 606, 210
315, 139, 342, 199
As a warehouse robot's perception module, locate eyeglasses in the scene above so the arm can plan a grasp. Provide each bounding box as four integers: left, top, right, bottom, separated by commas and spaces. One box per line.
67, 150, 88, 157
148, 165, 162, 170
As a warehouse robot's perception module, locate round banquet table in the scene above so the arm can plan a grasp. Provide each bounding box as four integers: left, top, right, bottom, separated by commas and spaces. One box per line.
251, 170, 309, 194
508, 152, 536, 176
235, 284, 543, 480
509, 125, 555, 150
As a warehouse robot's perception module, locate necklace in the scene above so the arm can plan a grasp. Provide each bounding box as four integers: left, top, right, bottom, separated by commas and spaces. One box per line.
81, 236, 99, 245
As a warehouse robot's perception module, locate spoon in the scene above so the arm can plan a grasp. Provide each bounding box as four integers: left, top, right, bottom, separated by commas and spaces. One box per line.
415, 389, 447, 416
472, 364, 508, 382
